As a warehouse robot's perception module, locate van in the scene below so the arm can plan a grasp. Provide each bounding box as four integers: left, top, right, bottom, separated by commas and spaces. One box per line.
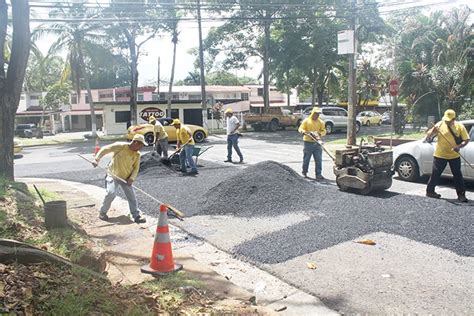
302, 106, 361, 134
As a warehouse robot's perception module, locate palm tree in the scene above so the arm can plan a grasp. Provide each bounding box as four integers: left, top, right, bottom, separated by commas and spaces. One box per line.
33, 4, 104, 138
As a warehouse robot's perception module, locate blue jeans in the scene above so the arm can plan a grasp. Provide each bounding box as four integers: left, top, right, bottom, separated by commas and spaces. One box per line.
100, 176, 139, 218
227, 134, 243, 161
179, 144, 197, 172
302, 141, 322, 176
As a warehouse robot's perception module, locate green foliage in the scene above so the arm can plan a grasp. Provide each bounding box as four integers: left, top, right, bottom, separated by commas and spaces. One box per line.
40, 82, 71, 112
24, 53, 65, 92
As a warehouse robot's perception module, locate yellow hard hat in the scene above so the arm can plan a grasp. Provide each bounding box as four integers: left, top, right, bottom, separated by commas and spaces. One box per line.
132, 134, 147, 146
171, 119, 181, 126
442, 109, 456, 121
224, 108, 233, 114
311, 107, 322, 114
148, 116, 156, 123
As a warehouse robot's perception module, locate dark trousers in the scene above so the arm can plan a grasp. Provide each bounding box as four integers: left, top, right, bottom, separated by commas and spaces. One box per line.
427, 157, 465, 195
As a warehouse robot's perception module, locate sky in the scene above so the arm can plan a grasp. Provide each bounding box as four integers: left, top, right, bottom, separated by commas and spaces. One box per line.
30, 0, 473, 87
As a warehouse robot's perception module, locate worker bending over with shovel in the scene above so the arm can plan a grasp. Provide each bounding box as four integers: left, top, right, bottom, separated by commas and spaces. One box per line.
92, 134, 147, 223
298, 107, 327, 180
425, 109, 470, 203
148, 115, 169, 159
171, 119, 198, 175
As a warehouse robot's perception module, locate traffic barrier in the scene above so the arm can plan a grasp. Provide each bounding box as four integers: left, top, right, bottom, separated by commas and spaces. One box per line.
141, 204, 182, 275
93, 138, 100, 156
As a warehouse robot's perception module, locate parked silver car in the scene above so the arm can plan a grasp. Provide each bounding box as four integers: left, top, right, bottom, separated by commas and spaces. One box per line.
302, 106, 361, 134
393, 119, 474, 181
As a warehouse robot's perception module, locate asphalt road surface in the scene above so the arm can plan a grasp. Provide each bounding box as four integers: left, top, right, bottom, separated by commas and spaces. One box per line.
14, 126, 474, 314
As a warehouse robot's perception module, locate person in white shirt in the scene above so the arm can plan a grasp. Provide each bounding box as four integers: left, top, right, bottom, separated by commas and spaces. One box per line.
224, 108, 244, 163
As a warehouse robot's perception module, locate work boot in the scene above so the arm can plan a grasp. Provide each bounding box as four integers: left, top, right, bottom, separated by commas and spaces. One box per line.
302, 172, 308, 178
224, 159, 232, 163
457, 194, 468, 203
426, 192, 441, 199
189, 170, 199, 175
134, 216, 146, 224
99, 214, 109, 221
316, 175, 326, 180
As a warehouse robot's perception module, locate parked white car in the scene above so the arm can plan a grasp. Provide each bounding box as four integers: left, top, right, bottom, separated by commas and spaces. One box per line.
393, 119, 474, 181
302, 106, 361, 134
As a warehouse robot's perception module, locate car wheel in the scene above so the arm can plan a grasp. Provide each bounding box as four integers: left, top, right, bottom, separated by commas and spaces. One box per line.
396, 156, 419, 182
269, 120, 278, 132
144, 133, 155, 146
193, 130, 206, 143
355, 121, 361, 133
325, 122, 334, 134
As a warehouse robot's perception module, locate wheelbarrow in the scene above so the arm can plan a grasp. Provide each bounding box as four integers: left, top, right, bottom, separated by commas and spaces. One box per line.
169, 145, 213, 166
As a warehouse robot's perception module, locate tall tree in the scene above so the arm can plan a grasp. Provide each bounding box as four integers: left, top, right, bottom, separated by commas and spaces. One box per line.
33, 3, 105, 138
106, 0, 162, 125
0, 0, 30, 180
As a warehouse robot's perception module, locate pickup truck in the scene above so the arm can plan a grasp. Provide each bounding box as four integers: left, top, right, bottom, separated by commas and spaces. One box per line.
244, 108, 301, 132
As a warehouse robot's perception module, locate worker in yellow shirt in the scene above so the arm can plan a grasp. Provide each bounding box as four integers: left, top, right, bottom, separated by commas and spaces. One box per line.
298, 107, 327, 180
171, 119, 198, 175
426, 109, 470, 202
148, 116, 169, 159
92, 134, 147, 223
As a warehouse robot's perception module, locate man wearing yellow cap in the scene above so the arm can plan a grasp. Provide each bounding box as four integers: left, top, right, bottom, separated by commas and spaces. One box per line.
171, 119, 198, 175
298, 107, 327, 179
224, 108, 244, 163
148, 116, 169, 159
426, 109, 470, 202
92, 134, 147, 223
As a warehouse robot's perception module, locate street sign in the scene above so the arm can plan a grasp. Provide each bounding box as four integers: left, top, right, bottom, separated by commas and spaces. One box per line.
337, 30, 354, 55
389, 79, 399, 96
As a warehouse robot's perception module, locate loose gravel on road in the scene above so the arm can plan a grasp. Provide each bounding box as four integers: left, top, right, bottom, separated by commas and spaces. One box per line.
25, 159, 473, 262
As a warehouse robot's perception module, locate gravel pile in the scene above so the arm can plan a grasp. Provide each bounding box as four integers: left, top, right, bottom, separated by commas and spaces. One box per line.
199, 161, 315, 217
139, 152, 177, 177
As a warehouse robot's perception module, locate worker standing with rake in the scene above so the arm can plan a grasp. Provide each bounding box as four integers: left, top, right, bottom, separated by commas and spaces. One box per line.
92, 134, 147, 223
148, 116, 169, 159
298, 107, 327, 180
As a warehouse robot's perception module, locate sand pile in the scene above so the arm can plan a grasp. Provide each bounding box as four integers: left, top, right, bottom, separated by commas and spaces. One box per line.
199, 161, 315, 217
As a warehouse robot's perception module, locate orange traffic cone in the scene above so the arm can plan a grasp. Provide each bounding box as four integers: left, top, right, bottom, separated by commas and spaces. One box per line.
141, 204, 182, 275
93, 138, 100, 156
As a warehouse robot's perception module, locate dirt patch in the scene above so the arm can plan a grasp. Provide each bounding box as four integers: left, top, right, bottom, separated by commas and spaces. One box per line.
199, 161, 315, 217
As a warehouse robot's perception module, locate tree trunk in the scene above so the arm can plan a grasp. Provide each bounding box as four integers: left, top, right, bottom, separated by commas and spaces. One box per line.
167, 32, 177, 118
311, 72, 317, 107
126, 31, 138, 125
0, 0, 30, 181
78, 41, 97, 138
263, 13, 271, 109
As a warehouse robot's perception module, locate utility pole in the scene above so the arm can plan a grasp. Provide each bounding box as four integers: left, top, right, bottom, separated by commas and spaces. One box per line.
347, 0, 358, 146
157, 56, 160, 97
197, 0, 208, 129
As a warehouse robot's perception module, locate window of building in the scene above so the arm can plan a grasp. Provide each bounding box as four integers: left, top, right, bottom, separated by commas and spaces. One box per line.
159, 92, 166, 100
137, 93, 144, 101
189, 94, 201, 100
116, 92, 130, 98
152, 92, 158, 101
99, 92, 113, 100
241, 93, 249, 100
71, 116, 79, 124
85, 94, 90, 103
257, 88, 263, 96
70, 94, 77, 104
171, 93, 179, 100
115, 111, 131, 123
170, 109, 179, 119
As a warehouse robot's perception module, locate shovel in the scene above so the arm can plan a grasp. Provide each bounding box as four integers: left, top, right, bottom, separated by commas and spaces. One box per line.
161, 139, 192, 166
305, 132, 336, 162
